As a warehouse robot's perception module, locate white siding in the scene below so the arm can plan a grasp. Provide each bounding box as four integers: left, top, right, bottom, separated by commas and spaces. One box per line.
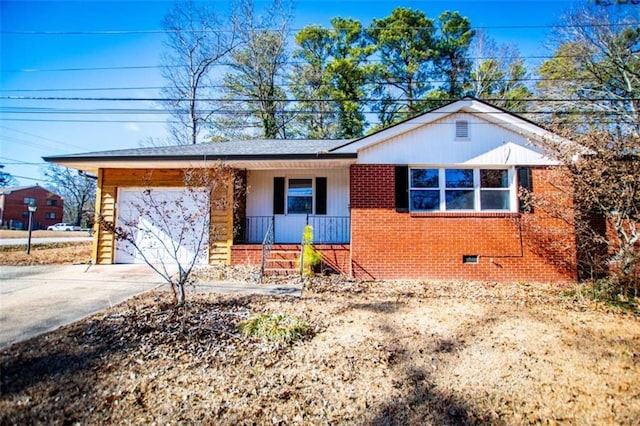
246, 168, 350, 216
246, 168, 350, 243
358, 113, 556, 166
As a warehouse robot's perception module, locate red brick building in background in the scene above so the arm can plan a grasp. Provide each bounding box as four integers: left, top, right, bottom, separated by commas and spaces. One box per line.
0, 186, 64, 230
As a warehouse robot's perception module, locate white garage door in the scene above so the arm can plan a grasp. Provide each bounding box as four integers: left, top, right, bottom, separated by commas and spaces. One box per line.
115, 188, 210, 265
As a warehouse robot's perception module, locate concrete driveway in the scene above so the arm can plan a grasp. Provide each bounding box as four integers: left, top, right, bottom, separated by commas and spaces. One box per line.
0, 264, 164, 350
0, 264, 301, 350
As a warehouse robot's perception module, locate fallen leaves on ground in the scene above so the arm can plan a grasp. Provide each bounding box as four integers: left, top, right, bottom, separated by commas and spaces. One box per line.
1, 279, 639, 425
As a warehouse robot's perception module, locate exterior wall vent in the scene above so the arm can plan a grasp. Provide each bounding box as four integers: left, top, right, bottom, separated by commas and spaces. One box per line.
462, 255, 478, 264
455, 120, 469, 140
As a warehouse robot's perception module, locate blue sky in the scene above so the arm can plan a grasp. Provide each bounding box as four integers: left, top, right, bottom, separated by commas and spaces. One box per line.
1, 0, 586, 186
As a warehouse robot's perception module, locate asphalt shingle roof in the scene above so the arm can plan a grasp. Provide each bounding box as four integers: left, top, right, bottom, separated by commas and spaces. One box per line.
44, 139, 355, 161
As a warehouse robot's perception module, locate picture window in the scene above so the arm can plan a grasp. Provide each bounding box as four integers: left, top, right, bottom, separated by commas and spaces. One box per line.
409, 168, 512, 212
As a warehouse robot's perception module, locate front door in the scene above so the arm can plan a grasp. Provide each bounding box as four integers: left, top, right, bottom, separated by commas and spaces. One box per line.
273, 177, 313, 243
274, 215, 307, 243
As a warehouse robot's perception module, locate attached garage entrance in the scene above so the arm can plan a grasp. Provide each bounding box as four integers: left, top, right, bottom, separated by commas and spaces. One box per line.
115, 188, 210, 265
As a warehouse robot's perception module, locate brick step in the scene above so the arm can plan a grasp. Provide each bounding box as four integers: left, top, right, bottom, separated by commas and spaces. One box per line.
264, 260, 298, 268
268, 250, 301, 256
263, 268, 300, 276
260, 246, 303, 276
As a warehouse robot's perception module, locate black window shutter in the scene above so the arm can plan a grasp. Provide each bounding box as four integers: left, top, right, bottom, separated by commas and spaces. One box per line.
517, 167, 534, 213
273, 177, 285, 215
395, 166, 409, 212
316, 177, 327, 215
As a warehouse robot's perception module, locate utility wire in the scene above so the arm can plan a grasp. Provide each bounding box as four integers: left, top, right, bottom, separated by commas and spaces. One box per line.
0, 54, 619, 73
1, 95, 638, 103
0, 156, 48, 166
1, 21, 636, 35
0, 125, 88, 151
0, 76, 607, 93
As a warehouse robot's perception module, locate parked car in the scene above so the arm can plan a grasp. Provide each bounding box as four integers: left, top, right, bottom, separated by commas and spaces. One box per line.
47, 223, 81, 231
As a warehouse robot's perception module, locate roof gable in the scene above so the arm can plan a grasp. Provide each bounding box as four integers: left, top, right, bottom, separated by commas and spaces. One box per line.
354, 111, 559, 166
331, 98, 563, 156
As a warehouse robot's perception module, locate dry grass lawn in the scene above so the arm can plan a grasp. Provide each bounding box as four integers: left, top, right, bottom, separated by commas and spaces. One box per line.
0, 230, 92, 265
0, 242, 92, 266
1, 244, 638, 424
1, 279, 639, 425
0, 230, 90, 239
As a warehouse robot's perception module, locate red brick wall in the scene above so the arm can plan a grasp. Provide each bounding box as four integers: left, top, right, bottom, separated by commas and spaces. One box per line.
349, 164, 577, 283
0, 187, 64, 230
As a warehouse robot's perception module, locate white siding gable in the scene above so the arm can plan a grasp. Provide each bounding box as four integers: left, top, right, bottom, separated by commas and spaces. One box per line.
357, 112, 558, 166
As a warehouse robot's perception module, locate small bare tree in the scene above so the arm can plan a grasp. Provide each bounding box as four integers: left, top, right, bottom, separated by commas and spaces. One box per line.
44, 164, 96, 227
100, 165, 237, 306
523, 129, 639, 294
161, 0, 239, 145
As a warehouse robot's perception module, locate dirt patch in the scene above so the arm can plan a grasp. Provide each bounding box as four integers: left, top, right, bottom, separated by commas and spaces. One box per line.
1, 282, 638, 425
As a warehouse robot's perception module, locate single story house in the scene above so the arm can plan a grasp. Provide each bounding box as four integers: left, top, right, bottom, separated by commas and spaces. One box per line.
0, 185, 64, 230
44, 98, 577, 282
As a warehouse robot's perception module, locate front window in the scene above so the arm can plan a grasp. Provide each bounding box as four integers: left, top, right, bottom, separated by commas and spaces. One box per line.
410, 169, 439, 211
23, 197, 36, 205
287, 179, 312, 214
409, 168, 512, 212
46, 199, 57, 206
445, 169, 475, 210
480, 169, 510, 210
45, 212, 56, 219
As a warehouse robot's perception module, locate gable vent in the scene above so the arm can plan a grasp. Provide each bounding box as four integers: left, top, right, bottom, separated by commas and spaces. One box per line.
455, 120, 469, 139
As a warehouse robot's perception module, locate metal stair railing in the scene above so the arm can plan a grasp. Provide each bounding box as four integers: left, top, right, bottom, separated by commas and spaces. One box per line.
260, 216, 275, 281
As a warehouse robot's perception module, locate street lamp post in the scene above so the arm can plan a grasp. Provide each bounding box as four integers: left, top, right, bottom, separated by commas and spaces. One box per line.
26, 203, 37, 255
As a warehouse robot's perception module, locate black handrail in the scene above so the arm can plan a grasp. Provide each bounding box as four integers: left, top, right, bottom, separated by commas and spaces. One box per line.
260, 216, 274, 280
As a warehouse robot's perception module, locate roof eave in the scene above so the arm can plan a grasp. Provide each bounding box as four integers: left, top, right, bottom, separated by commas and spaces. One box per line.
44, 153, 358, 173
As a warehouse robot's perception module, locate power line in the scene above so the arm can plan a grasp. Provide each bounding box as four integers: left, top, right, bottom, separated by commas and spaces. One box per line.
0, 156, 47, 166
0, 76, 605, 93
0, 125, 88, 151
0, 55, 609, 73
4, 173, 54, 183
1, 21, 636, 35
2, 95, 638, 103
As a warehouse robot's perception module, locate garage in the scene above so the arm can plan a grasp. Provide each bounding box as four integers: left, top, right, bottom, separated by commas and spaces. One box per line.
115, 188, 210, 265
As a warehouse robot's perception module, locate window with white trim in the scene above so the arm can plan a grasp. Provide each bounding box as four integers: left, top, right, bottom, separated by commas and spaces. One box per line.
409, 168, 513, 212
480, 169, 510, 210
287, 178, 313, 214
